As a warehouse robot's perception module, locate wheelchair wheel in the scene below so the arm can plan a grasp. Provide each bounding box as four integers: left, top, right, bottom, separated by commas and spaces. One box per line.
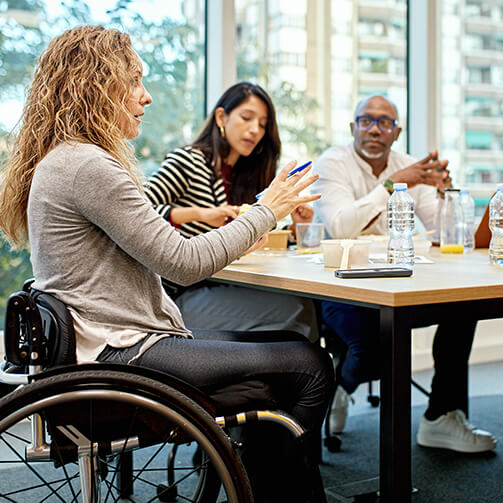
0, 369, 253, 503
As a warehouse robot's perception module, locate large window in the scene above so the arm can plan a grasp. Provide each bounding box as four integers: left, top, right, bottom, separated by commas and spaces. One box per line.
440, 0, 503, 214
0, 0, 205, 322
235, 0, 408, 163
3, 0, 503, 326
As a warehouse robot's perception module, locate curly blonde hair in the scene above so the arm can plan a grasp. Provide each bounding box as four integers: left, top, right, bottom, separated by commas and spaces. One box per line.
0, 25, 142, 248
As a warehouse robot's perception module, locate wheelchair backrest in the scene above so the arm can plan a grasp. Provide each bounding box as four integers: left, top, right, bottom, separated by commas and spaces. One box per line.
3, 286, 76, 370
32, 291, 77, 367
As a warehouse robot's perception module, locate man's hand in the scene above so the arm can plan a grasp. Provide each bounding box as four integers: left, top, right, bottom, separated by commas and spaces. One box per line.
291, 204, 314, 224
289, 204, 314, 237
390, 149, 450, 190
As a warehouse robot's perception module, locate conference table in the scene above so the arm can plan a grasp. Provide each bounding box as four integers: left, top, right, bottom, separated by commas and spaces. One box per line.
209, 247, 503, 502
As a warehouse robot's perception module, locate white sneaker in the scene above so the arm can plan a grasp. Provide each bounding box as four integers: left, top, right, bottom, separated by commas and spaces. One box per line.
417, 410, 497, 453
329, 387, 353, 434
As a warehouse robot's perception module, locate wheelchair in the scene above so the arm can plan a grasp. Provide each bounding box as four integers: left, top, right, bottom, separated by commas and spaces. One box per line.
0, 281, 312, 503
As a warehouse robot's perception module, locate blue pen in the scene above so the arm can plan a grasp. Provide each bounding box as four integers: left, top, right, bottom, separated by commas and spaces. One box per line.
256, 161, 312, 199
287, 160, 312, 177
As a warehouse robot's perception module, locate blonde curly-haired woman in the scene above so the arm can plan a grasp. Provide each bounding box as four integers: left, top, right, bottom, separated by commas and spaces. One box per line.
0, 25, 333, 502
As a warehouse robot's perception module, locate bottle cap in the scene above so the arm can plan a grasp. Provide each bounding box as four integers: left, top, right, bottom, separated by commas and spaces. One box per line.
393, 183, 407, 190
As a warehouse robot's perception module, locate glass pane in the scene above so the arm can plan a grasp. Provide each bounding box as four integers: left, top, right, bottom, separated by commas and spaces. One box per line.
235, 0, 408, 162
440, 0, 503, 216
0, 0, 205, 325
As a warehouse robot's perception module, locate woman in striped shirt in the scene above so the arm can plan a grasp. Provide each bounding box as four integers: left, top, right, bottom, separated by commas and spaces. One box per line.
145, 82, 318, 341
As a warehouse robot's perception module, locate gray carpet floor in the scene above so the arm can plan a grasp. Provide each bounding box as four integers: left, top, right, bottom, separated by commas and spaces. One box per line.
320, 395, 503, 502
0, 362, 501, 502
320, 360, 503, 503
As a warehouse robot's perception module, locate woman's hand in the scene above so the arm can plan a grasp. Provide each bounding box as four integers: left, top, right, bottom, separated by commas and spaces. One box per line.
244, 234, 268, 254
258, 161, 321, 222
198, 205, 239, 227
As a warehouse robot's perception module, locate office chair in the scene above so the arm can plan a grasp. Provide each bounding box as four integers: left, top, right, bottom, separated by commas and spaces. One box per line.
319, 322, 430, 453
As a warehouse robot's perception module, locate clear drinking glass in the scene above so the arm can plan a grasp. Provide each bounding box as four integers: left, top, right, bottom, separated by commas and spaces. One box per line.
296, 223, 324, 254
440, 188, 464, 253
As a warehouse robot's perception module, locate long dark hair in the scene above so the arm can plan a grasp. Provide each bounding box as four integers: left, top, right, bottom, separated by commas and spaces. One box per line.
192, 82, 281, 204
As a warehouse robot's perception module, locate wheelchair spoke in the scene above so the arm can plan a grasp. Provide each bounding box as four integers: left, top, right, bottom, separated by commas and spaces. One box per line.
0, 492, 17, 502
161, 493, 198, 503
1, 429, 31, 445
2, 474, 78, 498
50, 437, 80, 502
0, 434, 68, 503
104, 404, 141, 503
129, 442, 166, 488
99, 460, 163, 503
39, 473, 81, 503
101, 477, 136, 503
0, 369, 253, 502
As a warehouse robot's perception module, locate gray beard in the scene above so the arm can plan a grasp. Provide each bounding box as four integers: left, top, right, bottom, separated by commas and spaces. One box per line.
361, 148, 385, 159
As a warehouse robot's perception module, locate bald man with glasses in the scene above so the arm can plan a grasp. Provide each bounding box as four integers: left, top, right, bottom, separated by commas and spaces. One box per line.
315, 94, 451, 238
313, 94, 497, 454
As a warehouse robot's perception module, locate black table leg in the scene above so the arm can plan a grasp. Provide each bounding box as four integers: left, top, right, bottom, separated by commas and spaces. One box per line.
379, 306, 412, 502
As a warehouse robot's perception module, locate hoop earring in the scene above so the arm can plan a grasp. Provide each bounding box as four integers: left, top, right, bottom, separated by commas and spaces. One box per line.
219, 125, 225, 138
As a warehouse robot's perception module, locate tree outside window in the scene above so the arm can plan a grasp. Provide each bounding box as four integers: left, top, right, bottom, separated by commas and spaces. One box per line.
0, 0, 205, 324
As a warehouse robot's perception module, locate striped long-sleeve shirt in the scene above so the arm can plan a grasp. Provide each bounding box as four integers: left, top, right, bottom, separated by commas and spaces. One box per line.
144, 147, 227, 238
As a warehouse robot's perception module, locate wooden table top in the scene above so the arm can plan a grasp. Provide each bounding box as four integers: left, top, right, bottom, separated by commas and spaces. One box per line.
211, 248, 503, 307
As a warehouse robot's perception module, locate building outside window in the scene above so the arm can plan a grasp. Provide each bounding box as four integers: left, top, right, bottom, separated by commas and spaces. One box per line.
235, 0, 407, 162
441, 0, 503, 213
234, 0, 503, 216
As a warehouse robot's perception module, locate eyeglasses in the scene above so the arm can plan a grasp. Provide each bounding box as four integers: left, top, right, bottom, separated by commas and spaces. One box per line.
354, 115, 397, 133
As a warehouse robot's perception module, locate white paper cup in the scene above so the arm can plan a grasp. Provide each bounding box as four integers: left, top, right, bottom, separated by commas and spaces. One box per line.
321, 239, 371, 268
257, 230, 291, 250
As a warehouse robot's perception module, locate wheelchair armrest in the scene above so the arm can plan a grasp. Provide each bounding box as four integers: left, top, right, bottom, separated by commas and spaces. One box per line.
0, 359, 29, 388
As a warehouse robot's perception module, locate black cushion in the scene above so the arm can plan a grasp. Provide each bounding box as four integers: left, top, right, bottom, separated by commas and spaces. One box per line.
31, 290, 77, 367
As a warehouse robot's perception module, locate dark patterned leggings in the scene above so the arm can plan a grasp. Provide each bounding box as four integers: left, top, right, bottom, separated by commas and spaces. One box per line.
97, 328, 334, 434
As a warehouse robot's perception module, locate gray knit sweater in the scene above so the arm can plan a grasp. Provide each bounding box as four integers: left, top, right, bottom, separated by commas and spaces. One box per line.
28, 142, 276, 336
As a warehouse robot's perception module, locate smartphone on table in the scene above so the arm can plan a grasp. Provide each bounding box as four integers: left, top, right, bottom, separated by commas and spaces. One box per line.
335, 267, 413, 279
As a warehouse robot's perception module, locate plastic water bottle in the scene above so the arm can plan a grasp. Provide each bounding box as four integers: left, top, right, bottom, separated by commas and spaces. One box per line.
459, 188, 475, 253
489, 184, 503, 265
387, 183, 415, 267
